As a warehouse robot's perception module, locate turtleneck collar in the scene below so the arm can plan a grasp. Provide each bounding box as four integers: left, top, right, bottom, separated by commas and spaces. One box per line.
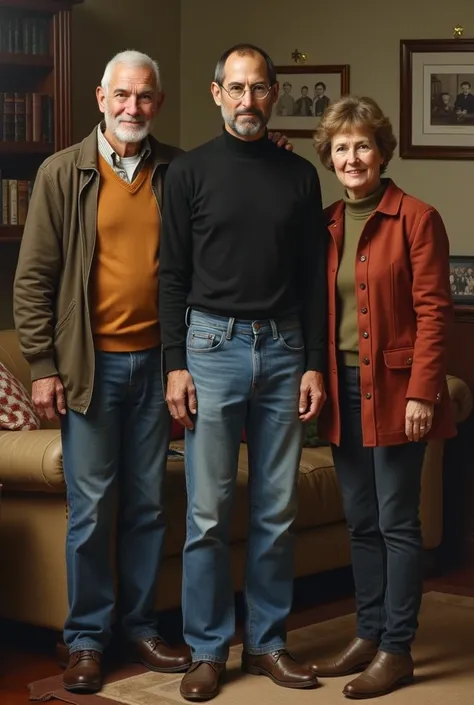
221, 126, 273, 157
343, 180, 388, 220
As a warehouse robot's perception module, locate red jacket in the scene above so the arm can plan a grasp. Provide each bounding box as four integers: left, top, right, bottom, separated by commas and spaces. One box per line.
318, 179, 456, 447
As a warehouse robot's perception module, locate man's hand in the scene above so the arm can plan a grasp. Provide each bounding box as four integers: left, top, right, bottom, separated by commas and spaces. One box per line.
299, 371, 326, 421
405, 399, 434, 442
32, 375, 66, 422
166, 369, 197, 430
268, 131, 293, 151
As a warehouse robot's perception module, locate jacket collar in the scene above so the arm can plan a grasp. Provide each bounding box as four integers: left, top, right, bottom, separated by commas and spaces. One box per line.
325, 178, 405, 225
76, 123, 176, 172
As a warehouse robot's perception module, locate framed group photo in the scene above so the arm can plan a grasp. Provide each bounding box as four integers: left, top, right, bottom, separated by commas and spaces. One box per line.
400, 39, 474, 159
267, 64, 350, 138
449, 255, 474, 304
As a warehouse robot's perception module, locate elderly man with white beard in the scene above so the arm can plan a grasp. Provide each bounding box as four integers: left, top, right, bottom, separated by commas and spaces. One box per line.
13, 50, 190, 693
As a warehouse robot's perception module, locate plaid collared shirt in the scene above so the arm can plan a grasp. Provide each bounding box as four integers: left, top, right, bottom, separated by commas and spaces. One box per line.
97, 123, 151, 183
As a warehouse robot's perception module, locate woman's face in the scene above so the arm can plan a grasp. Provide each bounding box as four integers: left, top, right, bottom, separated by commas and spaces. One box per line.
330, 129, 384, 199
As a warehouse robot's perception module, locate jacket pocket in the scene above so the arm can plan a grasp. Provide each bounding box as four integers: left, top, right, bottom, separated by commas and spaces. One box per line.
54, 300, 76, 334
383, 346, 414, 370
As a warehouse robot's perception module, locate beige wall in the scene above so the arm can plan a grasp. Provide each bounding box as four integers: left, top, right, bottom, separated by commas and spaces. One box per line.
0, 0, 181, 331
180, 0, 474, 254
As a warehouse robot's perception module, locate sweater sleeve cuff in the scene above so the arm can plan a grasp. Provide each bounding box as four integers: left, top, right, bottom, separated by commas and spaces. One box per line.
306, 350, 326, 373
164, 347, 188, 374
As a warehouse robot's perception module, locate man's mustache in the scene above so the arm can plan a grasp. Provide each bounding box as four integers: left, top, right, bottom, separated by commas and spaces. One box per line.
234, 109, 263, 120
118, 117, 146, 125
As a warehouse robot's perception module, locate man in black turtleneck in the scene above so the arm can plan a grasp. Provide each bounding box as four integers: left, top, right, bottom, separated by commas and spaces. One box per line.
159, 43, 327, 701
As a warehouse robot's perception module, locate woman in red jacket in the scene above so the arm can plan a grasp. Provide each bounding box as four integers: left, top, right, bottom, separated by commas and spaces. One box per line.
311, 96, 456, 699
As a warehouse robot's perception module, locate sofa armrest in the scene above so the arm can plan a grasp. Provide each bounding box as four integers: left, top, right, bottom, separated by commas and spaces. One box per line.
447, 375, 473, 423
0, 429, 64, 493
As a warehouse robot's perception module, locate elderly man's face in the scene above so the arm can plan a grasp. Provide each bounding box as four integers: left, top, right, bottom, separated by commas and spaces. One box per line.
96, 63, 163, 143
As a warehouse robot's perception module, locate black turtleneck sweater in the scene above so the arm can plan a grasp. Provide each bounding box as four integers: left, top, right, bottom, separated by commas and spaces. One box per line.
159, 128, 328, 372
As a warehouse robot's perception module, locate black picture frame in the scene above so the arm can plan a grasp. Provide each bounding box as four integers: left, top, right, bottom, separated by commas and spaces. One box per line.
449, 255, 474, 304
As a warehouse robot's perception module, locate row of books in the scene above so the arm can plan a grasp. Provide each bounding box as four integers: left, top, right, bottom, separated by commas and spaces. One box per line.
0, 93, 54, 143
0, 11, 50, 56
0, 178, 34, 226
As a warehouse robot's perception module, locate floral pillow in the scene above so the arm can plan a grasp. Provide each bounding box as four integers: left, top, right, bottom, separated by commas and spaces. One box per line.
0, 362, 40, 431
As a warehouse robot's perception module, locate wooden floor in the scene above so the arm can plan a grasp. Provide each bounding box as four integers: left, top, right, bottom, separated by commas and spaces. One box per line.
1, 566, 473, 705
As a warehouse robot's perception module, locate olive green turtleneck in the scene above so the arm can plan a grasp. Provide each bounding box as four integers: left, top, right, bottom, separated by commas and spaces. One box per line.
337, 181, 387, 366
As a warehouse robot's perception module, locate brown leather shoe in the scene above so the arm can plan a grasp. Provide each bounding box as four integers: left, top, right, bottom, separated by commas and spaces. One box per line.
343, 650, 414, 699
242, 649, 319, 689
62, 650, 102, 693
310, 637, 378, 677
127, 636, 192, 673
179, 661, 226, 702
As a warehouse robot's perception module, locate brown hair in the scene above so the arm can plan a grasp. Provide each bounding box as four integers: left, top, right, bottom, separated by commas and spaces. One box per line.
313, 95, 397, 174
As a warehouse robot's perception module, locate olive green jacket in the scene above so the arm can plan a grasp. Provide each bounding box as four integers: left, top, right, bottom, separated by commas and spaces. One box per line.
13, 125, 182, 413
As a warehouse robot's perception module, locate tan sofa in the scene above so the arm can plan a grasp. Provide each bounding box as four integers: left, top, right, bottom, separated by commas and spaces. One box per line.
0, 328, 472, 632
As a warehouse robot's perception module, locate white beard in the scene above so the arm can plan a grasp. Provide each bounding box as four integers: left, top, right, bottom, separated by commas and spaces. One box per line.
104, 110, 151, 144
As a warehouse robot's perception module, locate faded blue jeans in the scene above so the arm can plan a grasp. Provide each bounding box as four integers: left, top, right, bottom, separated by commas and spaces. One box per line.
61, 348, 170, 653
182, 310, 305, 663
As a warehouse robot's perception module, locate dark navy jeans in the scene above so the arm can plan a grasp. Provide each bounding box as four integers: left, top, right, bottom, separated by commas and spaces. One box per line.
332, 365, 425, 654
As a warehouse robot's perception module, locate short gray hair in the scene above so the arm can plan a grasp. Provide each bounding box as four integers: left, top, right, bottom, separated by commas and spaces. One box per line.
101, 50, 161, 93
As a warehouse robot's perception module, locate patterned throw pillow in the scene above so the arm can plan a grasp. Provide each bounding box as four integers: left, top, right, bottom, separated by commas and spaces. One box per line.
0, 362, 40, 431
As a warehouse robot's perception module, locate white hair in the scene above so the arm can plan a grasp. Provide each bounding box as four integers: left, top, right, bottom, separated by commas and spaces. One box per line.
101, 50, 161, 93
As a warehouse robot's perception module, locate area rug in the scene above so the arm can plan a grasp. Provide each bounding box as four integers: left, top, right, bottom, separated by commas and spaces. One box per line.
28, 591, 474, 704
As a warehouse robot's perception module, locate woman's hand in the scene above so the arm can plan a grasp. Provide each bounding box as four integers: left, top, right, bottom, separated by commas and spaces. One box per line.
405, 399, 434, 442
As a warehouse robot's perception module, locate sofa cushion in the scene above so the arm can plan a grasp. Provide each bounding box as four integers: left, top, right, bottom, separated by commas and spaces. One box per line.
162, 442, 344, 559
0, 363, 39, 431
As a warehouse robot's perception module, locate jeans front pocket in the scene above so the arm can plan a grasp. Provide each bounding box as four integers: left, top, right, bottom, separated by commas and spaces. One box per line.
278, 327, 305, 352
187, 327, 226, 353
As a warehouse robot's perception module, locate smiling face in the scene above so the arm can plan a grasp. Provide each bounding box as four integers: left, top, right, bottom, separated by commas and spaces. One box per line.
96, 62, 164, 155
330, 129, 384, 199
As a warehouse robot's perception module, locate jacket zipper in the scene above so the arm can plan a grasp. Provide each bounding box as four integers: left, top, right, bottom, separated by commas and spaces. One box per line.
79, 168, 99, 413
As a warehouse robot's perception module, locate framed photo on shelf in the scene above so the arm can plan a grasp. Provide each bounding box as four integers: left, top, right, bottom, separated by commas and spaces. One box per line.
400, 39, 474, 159
449, 255, 474, 304
267, 64, 350, 138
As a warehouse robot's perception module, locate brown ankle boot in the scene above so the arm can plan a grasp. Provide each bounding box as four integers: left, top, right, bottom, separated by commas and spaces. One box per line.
310, 637, 378, 677
343, 650, 414, 699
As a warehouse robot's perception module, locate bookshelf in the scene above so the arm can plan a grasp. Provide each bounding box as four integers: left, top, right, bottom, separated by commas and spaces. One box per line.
0, 0, 83, 243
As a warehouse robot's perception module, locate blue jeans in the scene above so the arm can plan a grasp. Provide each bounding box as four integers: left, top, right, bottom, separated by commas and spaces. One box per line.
332, 365, 425, 654
61, 348, 170, 653
182, 310, 305, 663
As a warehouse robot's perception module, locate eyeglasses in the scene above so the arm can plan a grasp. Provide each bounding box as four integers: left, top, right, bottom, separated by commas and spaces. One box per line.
218, 83, 273, 100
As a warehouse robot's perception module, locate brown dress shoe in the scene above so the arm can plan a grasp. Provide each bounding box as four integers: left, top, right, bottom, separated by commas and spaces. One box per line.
343, 650, 414, 699
310, 637, 378, 677
180, 661, 226, 702
127, 636, 192, 673
63, 650, 102, 693
242, 649, 319, 689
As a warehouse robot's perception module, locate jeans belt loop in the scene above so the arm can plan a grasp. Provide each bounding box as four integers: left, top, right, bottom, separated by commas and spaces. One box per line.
225, 317, 235, 340
269, 318, 279, 340
185, 306, 191, 328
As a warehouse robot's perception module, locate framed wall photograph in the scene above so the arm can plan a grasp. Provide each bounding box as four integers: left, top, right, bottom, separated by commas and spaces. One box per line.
449, 255, 474, 304
400, 39, 474, 159
267, 64, 350, 138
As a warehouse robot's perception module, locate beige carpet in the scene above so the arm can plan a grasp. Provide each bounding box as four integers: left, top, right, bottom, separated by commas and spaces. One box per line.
94, 592, 474, 705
